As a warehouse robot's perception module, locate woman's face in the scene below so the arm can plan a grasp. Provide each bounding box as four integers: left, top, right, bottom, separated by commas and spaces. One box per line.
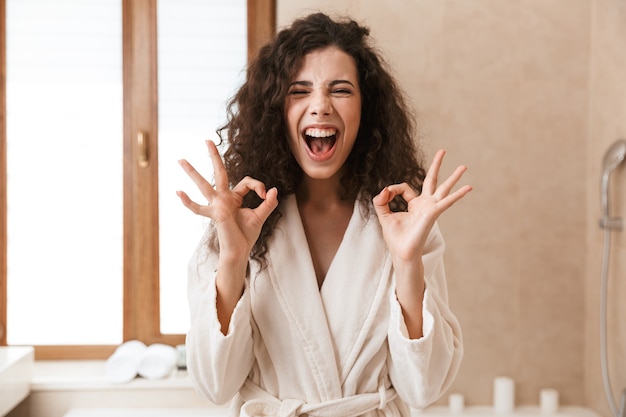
284, 46, 362, 182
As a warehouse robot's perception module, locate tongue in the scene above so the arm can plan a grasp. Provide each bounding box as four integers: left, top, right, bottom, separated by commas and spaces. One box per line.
309, 137, 333, 154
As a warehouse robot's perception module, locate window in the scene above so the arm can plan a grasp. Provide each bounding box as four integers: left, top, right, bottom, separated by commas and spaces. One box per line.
157, 0, 247, 335
0, 0, 276, 359
6, 0, 124, 347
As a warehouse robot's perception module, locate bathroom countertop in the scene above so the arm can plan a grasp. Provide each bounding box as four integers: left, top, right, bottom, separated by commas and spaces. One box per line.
31, 360, 195, 391
63, 409, 229, 417
0, 346, 35, 417
413, 406, 602, 417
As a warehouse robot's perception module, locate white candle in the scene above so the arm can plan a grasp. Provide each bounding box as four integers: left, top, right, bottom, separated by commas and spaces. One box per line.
449, 393, 465, 413
175, 344, 187, 370
494, 377, 515, 413
540, 389, 559, 414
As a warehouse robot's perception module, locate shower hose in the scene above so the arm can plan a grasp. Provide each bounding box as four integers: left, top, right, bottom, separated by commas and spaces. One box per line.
600, 226, 626, 417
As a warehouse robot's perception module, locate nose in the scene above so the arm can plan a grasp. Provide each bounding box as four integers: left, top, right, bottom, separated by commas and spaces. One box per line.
309, 91, 332, 116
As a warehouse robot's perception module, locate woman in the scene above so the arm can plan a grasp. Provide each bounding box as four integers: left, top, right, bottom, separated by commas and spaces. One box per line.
177, 12, 472, 417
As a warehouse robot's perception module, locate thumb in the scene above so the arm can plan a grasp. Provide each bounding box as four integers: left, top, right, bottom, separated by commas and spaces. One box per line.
373, 187, 392, 219
254, 187, 279, 222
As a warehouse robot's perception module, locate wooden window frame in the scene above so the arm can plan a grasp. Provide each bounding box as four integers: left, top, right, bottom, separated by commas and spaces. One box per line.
0, 0, 275, 359
0, 0, 5, 351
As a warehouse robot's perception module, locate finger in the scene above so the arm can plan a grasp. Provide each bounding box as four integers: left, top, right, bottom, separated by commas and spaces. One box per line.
436, 184, 473, 211
178, 159, 216, 201
233, 176, 269, 200
385, 182, 419, 202
206, 140, 229, 191
422, 149, 446, 195
373, 187, 393, 218
253, 187, 279, 222
434, 165, 468, 199
176, 190, 213, 217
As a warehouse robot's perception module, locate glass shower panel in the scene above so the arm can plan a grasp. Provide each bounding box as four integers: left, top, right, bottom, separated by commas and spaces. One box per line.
6, 0, 123, 344
157, 0, 246, 334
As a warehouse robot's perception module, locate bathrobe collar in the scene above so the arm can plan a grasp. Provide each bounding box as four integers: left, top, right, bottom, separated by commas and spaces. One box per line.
266, 195, 393, 399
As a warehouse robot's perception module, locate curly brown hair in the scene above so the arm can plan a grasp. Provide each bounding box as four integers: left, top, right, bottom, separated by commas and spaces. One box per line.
215, 12, 427, 267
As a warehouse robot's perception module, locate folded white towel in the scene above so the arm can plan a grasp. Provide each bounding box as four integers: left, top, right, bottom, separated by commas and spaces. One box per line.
105, 340, 147, 384
137, 343, 177, 380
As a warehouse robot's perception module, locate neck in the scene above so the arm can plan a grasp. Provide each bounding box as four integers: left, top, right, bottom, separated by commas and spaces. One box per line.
296, 175, 348, 209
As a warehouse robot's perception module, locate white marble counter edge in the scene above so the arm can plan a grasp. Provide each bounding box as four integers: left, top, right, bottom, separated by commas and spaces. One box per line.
31, 360, 195, 391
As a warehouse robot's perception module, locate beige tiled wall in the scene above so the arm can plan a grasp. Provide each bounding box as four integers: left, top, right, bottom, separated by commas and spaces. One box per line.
279, 0, 625, 414
587, 0, 626, 416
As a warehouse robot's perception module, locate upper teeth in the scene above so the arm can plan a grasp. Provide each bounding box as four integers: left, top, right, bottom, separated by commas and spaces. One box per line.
305, 128, 336, 138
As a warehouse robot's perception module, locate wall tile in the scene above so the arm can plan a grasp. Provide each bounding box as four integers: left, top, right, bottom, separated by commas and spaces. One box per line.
585, 240, 606, 415
442, 0, 523, 80
277, 0, 359, 26
443, 241, 520, 405
518, 242, 585, 404
520, 0, 591, 81
518, 79, 588, 243
439, 80, 522, 244
353, 0, 445, 81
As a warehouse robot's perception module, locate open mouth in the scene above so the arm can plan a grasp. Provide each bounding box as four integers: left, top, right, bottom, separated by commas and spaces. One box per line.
304, 127, 337, 158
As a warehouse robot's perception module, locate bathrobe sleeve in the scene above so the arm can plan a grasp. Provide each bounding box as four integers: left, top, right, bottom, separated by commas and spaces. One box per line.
185, 227, 255, 405
386, 223, 463, 409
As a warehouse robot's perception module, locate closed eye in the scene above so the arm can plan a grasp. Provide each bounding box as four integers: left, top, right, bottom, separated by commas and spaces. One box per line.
288, 80, 312, 97
329, 79, 356, 96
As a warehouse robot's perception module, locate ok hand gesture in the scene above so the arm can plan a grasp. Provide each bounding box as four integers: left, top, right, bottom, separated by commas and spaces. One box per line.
373, 150, 472, 264
176, 140, 279, 263
373, 150, 471, 339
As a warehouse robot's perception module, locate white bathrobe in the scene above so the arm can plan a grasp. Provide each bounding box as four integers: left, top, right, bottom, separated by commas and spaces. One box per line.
186, 195, 463, 417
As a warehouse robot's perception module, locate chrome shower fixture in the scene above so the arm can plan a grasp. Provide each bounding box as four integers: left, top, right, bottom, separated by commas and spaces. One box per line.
600, 139, 626, 229
598, 139, 626, 417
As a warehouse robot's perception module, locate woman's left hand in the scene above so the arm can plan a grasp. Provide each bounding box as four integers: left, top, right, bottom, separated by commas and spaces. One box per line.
373, 150, 472, 263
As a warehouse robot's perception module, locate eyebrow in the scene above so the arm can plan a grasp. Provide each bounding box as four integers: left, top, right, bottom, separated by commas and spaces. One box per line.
289, 79, 356, 88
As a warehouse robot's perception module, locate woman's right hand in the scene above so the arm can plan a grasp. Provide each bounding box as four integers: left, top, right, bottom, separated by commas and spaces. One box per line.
178, 140, 277, 333
176, 140, 279, 267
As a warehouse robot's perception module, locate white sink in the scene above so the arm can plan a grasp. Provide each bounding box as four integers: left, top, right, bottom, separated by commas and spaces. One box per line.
0, 346, 34, 416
